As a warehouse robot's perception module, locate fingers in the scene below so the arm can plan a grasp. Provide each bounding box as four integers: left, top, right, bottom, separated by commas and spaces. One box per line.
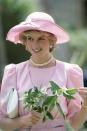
78, 88, 87, 97
77, 88, 87, 106
79, 87, 87, 91
21, 111, 43, 129
31, 111, 43, 119
29, 111, 43, 124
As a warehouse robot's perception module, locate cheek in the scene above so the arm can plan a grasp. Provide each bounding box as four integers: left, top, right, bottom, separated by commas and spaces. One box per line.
42, 43, 50, 50
40, 40, 50, 48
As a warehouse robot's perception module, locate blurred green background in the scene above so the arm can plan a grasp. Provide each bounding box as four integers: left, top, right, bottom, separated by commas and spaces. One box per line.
0, 0, 87, 130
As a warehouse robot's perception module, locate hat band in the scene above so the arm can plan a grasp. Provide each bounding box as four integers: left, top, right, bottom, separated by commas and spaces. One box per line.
20, 18, 55, 26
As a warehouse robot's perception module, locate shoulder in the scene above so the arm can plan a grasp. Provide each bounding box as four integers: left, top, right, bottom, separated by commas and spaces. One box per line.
64, 62, 83, 75
3, 64, 16, 77
5, 64, 16, 70
56, 60, 83, 87
63, 62, 83, 82
6, 60, 28, 69
56, 60, 82, 73
16, 60, 29, 70
56, 60, 83, 79
4, 60, 29, 74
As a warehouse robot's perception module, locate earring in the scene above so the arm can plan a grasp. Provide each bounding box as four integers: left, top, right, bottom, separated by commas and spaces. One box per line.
50, 44, 53, 49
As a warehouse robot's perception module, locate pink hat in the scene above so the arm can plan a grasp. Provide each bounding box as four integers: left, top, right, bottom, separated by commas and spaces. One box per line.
6, 12, 70, 44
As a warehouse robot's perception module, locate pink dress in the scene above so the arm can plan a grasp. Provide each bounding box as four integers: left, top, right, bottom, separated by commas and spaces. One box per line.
0, 60, 84, 131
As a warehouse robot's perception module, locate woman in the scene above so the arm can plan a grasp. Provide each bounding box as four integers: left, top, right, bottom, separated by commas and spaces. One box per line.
0, 11, 87, 131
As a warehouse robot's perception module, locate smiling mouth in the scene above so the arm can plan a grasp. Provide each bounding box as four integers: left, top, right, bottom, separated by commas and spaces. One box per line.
32, 48, 42, 53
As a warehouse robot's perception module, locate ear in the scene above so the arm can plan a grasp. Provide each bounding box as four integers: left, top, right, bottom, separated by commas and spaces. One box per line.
50, 44, 53, 49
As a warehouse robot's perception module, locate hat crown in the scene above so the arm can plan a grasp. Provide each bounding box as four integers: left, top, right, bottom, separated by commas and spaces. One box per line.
25, 12, 55, 23
6, 12, 69, 44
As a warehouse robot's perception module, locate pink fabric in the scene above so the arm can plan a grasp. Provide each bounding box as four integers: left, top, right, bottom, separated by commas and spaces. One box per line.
6, 12, 69, 44
0, 60, 84, 131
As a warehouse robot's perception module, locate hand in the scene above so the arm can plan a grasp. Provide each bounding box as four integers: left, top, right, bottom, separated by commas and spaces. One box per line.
78, 87, 87, 106
20, 111, 43, 129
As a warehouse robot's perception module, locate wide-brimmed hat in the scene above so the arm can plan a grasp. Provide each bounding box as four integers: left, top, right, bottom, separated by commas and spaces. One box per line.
6, 12, 70, 44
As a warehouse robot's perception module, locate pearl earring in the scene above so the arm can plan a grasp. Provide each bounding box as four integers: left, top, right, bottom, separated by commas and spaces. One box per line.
50, 44, 53, 49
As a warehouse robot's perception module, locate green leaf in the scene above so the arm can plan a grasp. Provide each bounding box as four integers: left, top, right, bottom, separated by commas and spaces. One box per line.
43, 116, 46, 122
23, 80, 77, 127
66, 88, 77, 95
43, 96, 57, 111
46, 111, 54, 120
63, 92, 74, 99
56, 103, 65, 119
50, 81, 61, 94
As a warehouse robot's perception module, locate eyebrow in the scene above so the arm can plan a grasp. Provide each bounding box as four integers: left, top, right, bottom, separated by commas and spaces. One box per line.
22, 33, 49, 38
22, 33, 31, 37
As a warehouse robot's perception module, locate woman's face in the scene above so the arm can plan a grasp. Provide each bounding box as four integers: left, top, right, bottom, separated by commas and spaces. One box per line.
21, 31, 52, 58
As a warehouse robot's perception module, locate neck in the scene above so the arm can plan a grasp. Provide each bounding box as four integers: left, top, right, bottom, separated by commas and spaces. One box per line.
30, 55, 55, 67
31, 54, 52, 63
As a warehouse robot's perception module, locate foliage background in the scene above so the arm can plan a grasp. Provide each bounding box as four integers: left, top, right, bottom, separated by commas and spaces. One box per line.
0, 0, 87, 130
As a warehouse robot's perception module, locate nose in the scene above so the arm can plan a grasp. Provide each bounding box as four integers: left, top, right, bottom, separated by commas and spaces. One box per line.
32, 40, 40, 49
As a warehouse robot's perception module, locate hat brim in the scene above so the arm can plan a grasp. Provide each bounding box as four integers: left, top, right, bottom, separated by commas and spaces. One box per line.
6, 21, 70, 44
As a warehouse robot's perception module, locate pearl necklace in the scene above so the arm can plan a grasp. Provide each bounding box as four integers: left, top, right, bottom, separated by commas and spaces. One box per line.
30, 55, 54, 67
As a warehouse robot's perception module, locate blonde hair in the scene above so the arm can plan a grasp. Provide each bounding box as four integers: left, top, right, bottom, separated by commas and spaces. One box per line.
19, 30, 57, 52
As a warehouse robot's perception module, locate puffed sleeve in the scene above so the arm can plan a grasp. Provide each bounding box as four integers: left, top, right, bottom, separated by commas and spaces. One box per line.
0, 64, 16, 118
66, 64, 84, 119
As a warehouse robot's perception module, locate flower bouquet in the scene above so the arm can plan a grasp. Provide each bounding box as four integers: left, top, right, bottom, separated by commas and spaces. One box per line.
24, 81, 77, 131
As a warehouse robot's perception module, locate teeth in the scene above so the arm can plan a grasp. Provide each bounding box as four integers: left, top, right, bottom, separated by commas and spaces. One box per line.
35, 49, 40, 51
33, 49, 42, 52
